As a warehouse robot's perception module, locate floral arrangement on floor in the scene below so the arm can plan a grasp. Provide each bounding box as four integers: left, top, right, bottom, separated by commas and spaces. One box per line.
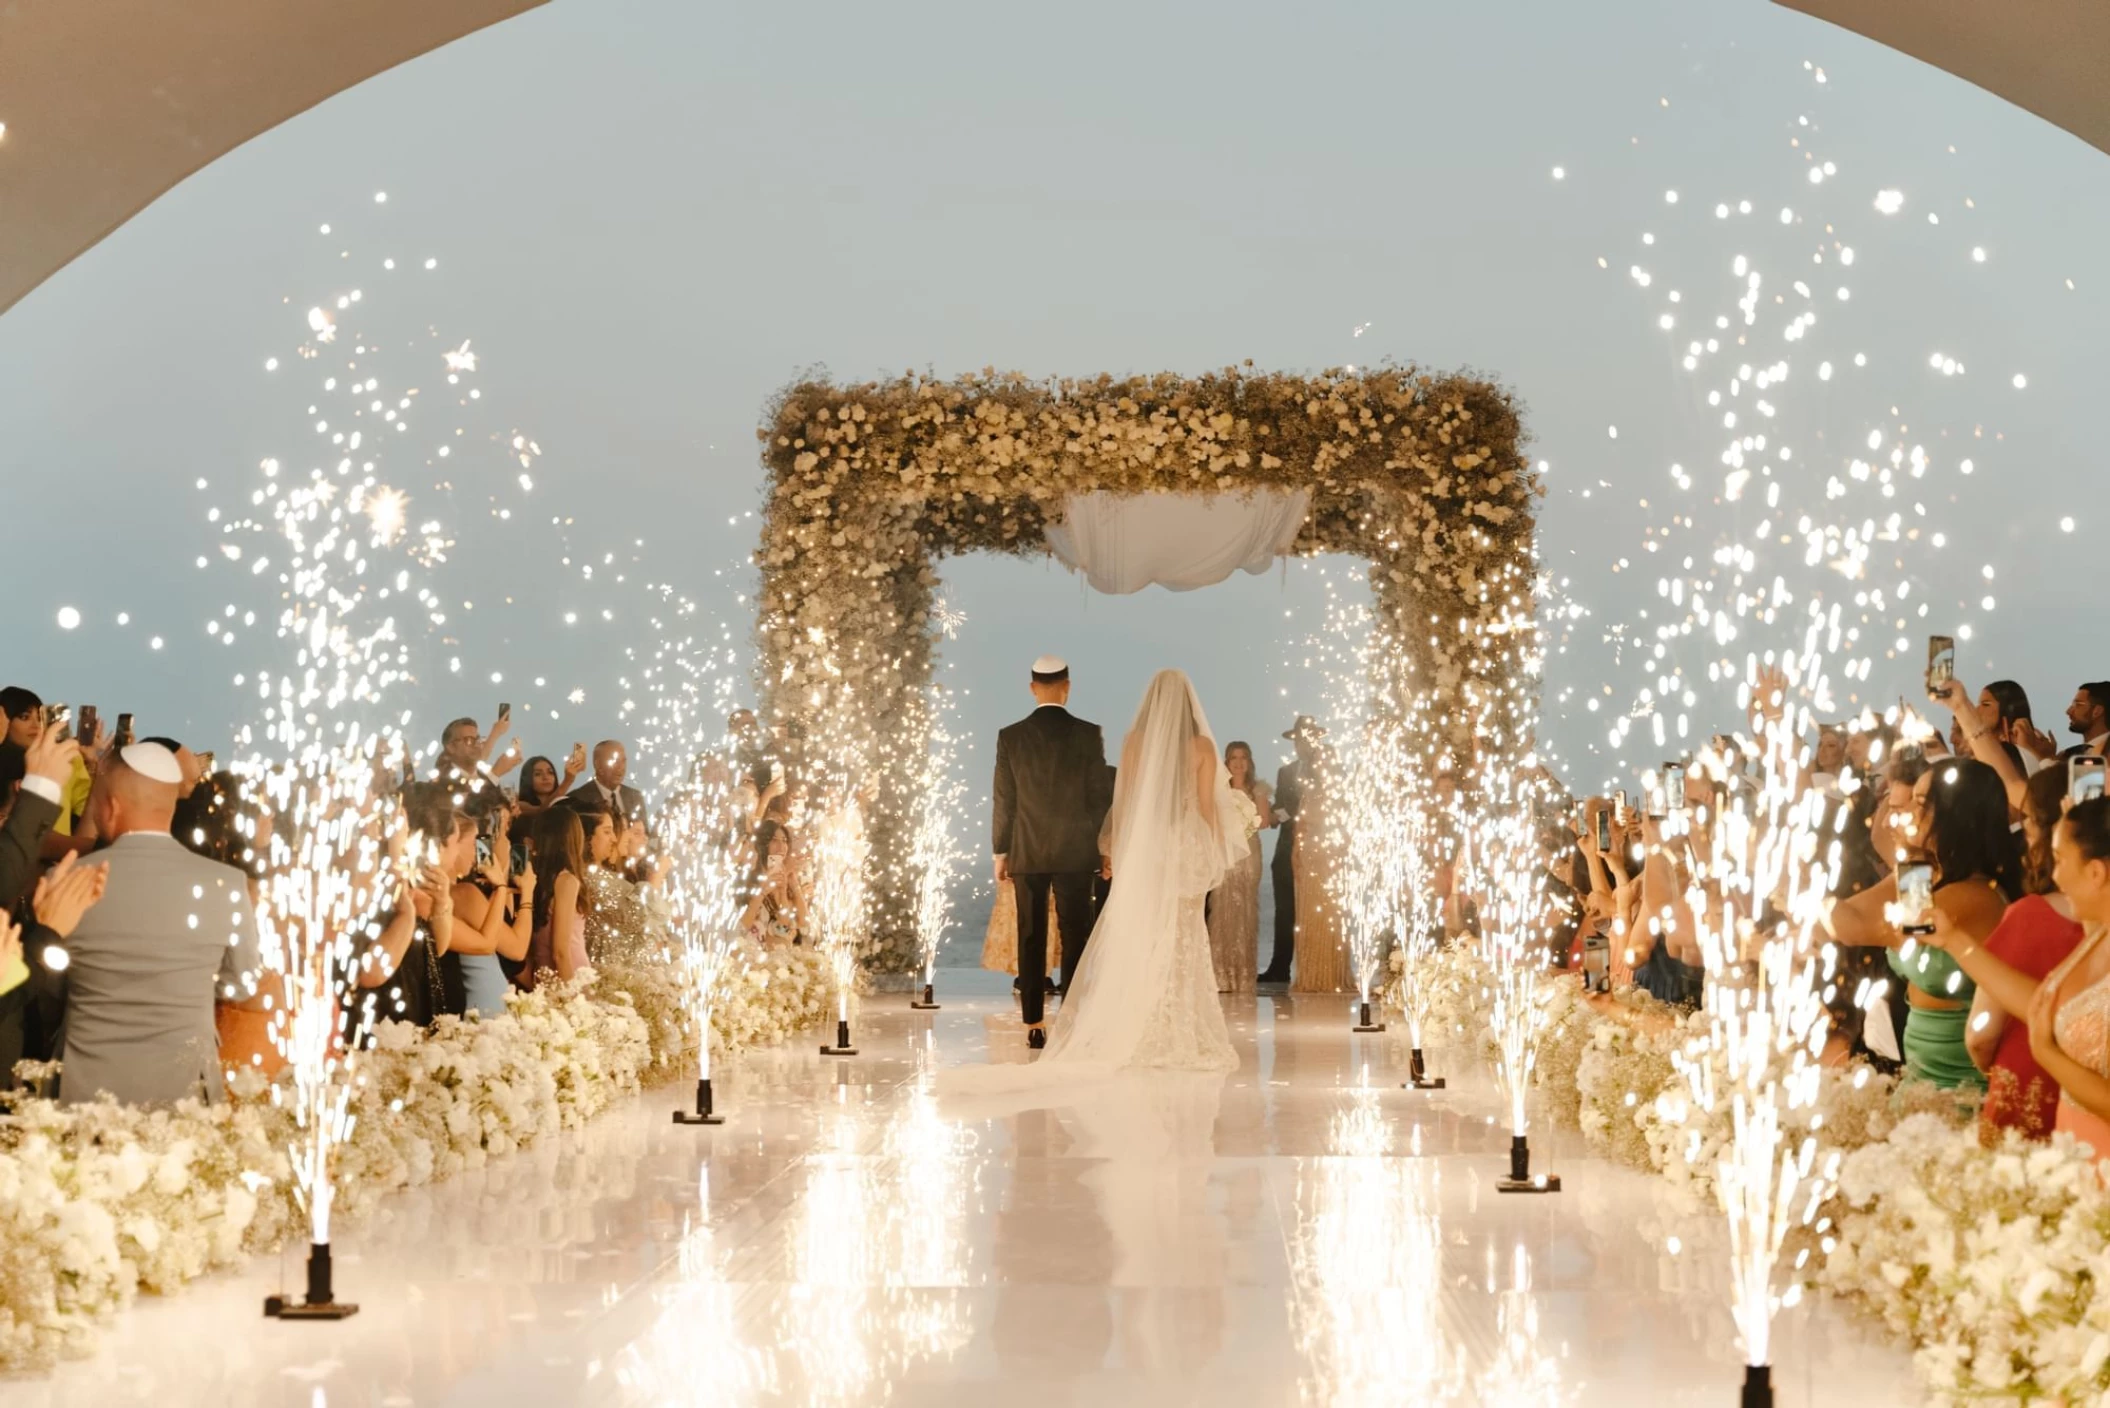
755, 367, 1539, 970
1389, 942, 2110, 1403
0, 944, 832, 1372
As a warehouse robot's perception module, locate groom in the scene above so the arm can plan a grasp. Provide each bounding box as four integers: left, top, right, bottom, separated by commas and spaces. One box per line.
992, 655, 1111, 1049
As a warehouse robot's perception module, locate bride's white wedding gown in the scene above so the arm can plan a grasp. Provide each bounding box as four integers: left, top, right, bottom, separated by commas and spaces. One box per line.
948, 669, 1241, 1088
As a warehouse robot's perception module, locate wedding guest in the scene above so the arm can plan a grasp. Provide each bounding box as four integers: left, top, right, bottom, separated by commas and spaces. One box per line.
571, 739, 647, 833
1262, 717, 1322, 987
53, 743, 268, 1105
3, 852, 110, 1084
4, 687, 97, 847
447, 793, 534, 1017
438, 711, 520, 783
1825, 757, 2019, 1090
360, 783, 470, 1025
2013, 682, 2110, 764
0, 718, 78, 907
1206, 741, 1271, 994
515, 745, 586, 819
742, 820, 808, 947
525, 803, 592, 988
1923, 766, 2084, 1143
2018, 797, 2110, 1160
582, 802, 659, 965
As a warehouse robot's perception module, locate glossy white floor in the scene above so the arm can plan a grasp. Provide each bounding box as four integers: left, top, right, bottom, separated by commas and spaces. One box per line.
3, 973, 1918, 1408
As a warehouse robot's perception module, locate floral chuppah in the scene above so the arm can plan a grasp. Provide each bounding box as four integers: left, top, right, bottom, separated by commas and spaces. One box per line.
1388, 943, 2110, 1404
0, 944, 832, 1372
754, 366, 1541, 972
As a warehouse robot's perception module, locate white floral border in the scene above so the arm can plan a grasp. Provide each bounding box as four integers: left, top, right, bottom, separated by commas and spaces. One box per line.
0, 942, 833, 1371
1386, 944, 2110, 1403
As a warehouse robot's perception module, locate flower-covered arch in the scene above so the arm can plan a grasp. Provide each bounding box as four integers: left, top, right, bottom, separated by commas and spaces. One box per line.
754, 366, 1541, 972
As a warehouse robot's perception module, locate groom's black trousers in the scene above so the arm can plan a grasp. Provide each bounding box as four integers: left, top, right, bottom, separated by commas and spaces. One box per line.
1012, 872, 1095, 1026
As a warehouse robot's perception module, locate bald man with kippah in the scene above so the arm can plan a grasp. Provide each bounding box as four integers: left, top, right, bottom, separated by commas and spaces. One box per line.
51, 743, 267, 1106
991, 656, 1112, 1047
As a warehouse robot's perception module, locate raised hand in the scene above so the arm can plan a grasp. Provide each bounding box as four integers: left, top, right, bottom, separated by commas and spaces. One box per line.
23, 720, 81, 792
2015, 720, 2060, 761
33, 853, 109, 940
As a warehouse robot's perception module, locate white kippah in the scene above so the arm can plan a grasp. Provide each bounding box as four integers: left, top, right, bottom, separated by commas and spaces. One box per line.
1032, 655, 1068, 676
120, 741, 184, 785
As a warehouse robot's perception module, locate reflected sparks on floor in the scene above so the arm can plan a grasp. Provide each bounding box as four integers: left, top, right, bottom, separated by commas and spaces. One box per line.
3, 975, 1914, 1408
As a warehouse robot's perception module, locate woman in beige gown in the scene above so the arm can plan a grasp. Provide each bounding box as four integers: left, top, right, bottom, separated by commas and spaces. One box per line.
1292, 755, 1350, 993
1206, 741, 1271, 994
981, 883, 1065, 979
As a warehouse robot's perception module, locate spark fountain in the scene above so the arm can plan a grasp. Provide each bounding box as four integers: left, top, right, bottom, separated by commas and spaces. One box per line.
907, 691, 964, 1012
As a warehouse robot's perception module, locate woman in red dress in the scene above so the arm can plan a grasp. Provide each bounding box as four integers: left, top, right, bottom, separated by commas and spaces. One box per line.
1928, 766, 2083, 1143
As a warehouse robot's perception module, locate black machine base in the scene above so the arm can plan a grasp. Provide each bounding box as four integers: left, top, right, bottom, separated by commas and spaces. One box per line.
1741, 1364, 1772, 1408
1495, 1134, 1562, 1194
910, 981, 940, 1011
820, 1018, 858, 1056
264, 1242, 359, 1320
673, 1076, 726, 1125
1404, 1047, 1446, 1089
1351, 1000, 1386, 1034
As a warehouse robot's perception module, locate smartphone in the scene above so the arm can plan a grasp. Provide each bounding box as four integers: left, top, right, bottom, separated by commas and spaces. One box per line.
2071, 755, 2107, 806
1896, 861, 1937, 935
113, 712, 135, 747
1594, 806, 1613, 853
1925, 635, 1956, 698
1646, 775, 1668, 821
45, 704, 71, 740
77, 704, 99, 745
1613, 789, 1628, 825
1583, 933, 1610, 993
1664, 764, 1687, 813
497, 702, 511, 723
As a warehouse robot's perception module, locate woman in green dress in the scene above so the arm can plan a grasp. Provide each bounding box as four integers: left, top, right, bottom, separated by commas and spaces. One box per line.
1826, 754, 2021, 1090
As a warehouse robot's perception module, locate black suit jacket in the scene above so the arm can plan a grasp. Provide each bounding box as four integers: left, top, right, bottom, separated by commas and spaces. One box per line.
993, 707, 1111, 875
568, 779, 648, 833
0, 788, 59, 911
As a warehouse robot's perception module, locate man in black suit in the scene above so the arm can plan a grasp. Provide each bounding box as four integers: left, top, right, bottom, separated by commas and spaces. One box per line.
1259, 715, 1324, 987
570, 739, 648, 835
992, 656, 1110, 1047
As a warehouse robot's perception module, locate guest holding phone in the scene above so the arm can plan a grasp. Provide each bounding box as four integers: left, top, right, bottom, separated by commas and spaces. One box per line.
1824, 757, 2019, 1090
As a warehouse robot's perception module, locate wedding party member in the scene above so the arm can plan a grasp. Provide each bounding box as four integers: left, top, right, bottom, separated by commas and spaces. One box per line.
570, 739, 647, 833
515, 745, 586, 819
525, 804, 593, 988
1260, 717, 1321, 986
1826, 757, 2018, 1091
54, 744, 269, 1105
991, 656, 1112, 1047
1206, 740, 1271, 994
1923, 766, 2084, 1143
741, 819, 807, 946
361, 783, 475, 1025
980, 882, 1063, 989
1290, 728, 1349, 994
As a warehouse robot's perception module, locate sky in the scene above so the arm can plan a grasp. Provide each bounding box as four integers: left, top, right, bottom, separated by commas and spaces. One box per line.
2, 0, 2106, 830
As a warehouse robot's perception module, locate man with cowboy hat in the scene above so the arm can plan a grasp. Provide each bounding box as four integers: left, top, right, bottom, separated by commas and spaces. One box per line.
1259, 715, 1325, 987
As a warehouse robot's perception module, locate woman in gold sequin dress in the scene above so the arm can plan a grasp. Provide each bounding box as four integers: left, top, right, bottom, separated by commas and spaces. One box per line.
584, 812, 663, 966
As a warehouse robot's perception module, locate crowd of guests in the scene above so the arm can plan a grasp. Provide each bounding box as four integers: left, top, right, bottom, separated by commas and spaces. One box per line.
1529, 669, 2110, 1156
0, 684, 700, 1110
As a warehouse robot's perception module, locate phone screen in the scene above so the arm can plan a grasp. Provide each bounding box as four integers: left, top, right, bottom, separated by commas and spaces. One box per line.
1896, 861, 1937, 935
1583, 933, 1609, 993
2072, 756, 2107, 806
1594, 807, 1613, 853
1613, 789, 1628, 825
1926, 635, 1956, 697
1664, 765, 1687, 812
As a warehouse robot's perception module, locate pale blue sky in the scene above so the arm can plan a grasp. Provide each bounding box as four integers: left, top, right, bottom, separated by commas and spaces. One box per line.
1, 0, 2105, 804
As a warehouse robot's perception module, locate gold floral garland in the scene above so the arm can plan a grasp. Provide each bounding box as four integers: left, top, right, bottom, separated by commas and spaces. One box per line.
754, 365, 1540, 970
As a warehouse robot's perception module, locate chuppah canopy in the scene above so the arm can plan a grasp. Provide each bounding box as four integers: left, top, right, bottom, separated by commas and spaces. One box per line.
1775, 0, 2110, 158
1043, 489, 1311, 595
0, 0, 548, 318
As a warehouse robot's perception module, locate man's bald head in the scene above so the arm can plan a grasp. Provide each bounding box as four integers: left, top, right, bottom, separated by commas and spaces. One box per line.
91, 757, 180, 840
592, 740, 627, 790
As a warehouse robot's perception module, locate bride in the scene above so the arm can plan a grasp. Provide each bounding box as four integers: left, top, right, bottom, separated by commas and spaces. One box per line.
967, 669, 1245, 1083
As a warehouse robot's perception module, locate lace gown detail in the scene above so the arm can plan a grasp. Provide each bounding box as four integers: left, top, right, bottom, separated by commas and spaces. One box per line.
1125, 819, 1238, 1071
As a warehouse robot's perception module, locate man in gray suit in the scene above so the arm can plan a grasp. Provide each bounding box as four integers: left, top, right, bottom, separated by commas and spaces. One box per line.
55, 743, 266, 1106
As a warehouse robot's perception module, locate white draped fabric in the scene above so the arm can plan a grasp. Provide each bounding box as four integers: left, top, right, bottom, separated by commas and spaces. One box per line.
1043, 489, 1309, 595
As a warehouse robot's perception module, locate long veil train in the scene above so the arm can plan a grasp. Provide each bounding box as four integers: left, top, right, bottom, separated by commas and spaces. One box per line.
943, 668, 1244, 1093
